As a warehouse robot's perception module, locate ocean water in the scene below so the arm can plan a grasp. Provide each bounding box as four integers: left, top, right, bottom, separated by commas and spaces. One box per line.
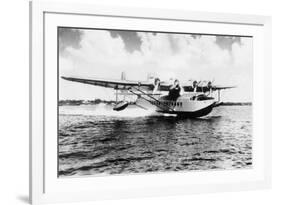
58, 104, 252, 177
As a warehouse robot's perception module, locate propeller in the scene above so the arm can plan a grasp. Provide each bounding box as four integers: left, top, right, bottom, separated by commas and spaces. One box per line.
192, 80, 198, 88
207, 79, 215, 89
153, 77, 161, 94
154, 77, 160, 86
207, 81, 212, 89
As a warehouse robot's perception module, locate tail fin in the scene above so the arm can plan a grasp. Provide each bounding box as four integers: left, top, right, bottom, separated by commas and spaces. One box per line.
121, 71, 126, 80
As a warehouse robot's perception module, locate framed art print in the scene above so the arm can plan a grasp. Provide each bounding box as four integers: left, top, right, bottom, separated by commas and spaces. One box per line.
29, 1, 271, 204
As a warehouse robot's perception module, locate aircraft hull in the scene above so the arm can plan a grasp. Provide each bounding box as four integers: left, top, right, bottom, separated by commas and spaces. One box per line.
157, 102, 215, 118
136, 96, 216, 118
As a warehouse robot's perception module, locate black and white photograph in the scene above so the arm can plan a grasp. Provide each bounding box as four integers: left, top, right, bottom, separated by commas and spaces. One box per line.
58, 27, 253, 177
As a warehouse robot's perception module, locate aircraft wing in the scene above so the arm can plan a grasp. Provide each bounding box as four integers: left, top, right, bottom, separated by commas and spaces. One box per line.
182, 85, 236, 92
61, 76, 154, 90
62, 76, 235, 92
211, 86, 236, 90
146, 83, 236, 92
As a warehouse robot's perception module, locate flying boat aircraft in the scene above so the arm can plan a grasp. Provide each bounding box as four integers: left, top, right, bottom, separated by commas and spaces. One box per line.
61, 73, 235, 118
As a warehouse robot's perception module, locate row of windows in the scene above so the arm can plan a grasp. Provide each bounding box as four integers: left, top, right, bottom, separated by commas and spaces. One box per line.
151, 101, 183, 107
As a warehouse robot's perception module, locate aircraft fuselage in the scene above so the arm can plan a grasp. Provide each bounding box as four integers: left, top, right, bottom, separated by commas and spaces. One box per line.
135, 93, 216, 118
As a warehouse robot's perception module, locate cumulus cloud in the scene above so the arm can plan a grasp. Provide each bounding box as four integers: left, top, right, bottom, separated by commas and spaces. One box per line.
59, 28, 252, 102
58, 28, 83, 55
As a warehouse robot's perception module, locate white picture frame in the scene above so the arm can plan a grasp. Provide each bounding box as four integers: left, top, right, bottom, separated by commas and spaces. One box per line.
29, 1, 272, 204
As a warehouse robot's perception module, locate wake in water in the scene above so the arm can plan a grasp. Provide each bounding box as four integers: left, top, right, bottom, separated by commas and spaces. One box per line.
59, 103, 160, 118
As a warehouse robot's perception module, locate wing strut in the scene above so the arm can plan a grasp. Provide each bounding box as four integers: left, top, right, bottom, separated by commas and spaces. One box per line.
115, 89, 118, 102
129, 86, 174, 112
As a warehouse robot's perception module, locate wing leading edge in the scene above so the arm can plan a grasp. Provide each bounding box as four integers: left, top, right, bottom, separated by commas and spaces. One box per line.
61, 76, 154, 90
61, 76, 235, 92
182, 85, 236, 92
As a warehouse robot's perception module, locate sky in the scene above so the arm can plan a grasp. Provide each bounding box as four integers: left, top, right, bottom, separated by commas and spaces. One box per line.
59, 27, 253, 102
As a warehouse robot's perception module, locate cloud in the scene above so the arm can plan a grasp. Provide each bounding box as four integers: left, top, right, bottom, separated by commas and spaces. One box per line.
215, 36, 241, 51
109, 30, 142, 53
59, 29, 253, 102
58, 28, 83, 55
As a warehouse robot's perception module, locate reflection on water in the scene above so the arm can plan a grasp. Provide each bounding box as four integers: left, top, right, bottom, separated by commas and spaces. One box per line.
58, 104, 252, 177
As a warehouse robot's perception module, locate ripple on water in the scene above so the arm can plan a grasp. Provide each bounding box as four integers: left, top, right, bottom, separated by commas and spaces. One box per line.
58, 105, 253, 177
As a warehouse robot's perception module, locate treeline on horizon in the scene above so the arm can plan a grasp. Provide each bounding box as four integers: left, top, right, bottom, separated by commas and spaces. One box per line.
58, 99, 252, 106
59, 99, 116, 106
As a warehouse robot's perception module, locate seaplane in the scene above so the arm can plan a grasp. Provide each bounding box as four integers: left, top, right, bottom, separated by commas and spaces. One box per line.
61, 73, 235, 118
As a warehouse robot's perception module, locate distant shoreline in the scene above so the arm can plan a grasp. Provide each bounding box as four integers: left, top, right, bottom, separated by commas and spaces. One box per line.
58, 100, 252, 106
59, 99, 116, 106
219, 102, 252, 106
